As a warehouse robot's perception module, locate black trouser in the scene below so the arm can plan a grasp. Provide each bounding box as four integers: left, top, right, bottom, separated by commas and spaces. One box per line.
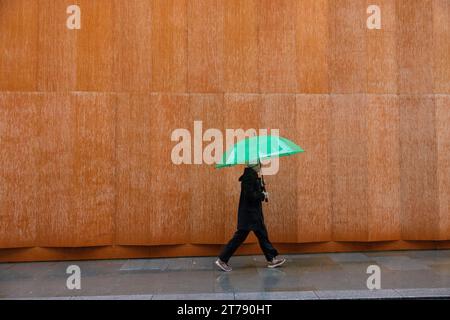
219, 224, 279, 263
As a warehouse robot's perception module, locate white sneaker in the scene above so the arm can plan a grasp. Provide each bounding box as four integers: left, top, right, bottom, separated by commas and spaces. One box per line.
267, 256, 286, 268
215, 258, 232, 272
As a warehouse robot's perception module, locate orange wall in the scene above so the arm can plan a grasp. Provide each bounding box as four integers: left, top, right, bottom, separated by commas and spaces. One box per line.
0, 0, 449, 262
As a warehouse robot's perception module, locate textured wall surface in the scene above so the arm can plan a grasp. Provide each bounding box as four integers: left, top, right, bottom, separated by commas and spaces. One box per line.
0, 0, 449, 262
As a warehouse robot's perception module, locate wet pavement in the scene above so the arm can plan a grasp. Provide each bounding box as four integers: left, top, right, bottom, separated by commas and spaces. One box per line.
1, 249, 450, 299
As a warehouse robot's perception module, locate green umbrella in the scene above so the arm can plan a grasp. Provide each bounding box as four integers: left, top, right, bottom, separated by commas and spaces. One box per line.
215, 135, 304, 169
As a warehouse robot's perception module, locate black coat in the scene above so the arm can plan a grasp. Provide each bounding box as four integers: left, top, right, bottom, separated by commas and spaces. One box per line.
237, 167, 267, 230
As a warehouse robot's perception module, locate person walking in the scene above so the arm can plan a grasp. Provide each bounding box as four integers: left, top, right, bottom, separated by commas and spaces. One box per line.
215, 162, 286, 272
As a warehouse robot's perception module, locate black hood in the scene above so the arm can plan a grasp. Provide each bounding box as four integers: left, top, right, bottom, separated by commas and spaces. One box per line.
239, 167, 257, 182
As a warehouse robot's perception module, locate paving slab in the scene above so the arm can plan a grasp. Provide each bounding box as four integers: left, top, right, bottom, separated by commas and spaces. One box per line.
395, 288, 450, 298
2, 250, 450, 300
235, 291, 318, 300
152, 293, 234, 300
315, 289, 402, 299
372, 256, 431, 271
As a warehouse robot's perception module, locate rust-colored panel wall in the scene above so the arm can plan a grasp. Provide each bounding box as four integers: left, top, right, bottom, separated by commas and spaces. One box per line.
188, 0, 224, 93
330, 0, 368, 93
114, 0, 153, 92
436, 96, 450, 239
366, 95, 401, 240
38, 93, 116, 247
366, 0, 397, 93
116, 94, 190, 245
0, 93, 115, 248
433, 0, 450, 94
330, 95, 369, 240
38, 0, 155, 92
258, 0, 297, 93
397, 0, 434, 94
296, 0, 330, 93
0, 1, 449, 261
0, 93, 41, 247
189, 94, 226, 243
223, 0, 259, 93
37, 0, 77, 91
296, 95, 332, 242
75, 0, 115, 91
115, 93, 155, 244
331, 0, 398, 93
0, 0, 38, 91
151, 0, 187, 92
330, 95, 401, 242
400, 96, 440, 240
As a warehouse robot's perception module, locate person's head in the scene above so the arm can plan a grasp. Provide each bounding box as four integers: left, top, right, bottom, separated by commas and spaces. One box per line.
247, 162, 261, 173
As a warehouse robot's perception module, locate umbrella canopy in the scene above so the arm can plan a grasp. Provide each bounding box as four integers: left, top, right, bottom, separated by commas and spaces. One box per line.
215, 135, 304, 169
